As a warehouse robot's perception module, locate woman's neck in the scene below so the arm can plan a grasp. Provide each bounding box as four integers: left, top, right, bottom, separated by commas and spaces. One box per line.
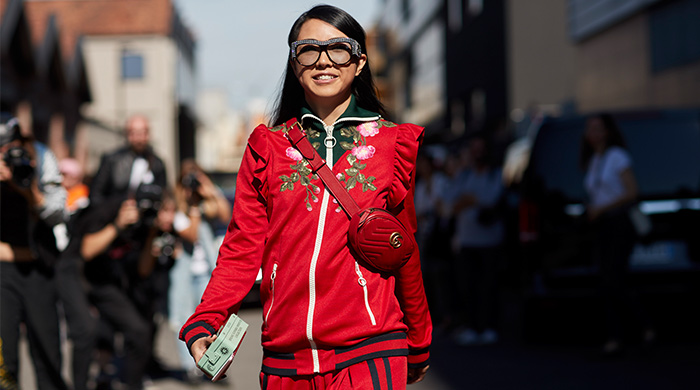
306, 94, 352, 125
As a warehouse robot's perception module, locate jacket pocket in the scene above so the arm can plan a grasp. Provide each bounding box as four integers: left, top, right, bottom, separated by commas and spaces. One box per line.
264, 263, 278, 329
354, 261, 377, 326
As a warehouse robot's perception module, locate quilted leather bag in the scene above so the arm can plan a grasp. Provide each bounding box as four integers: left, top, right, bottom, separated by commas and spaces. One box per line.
285, 119, 415, 272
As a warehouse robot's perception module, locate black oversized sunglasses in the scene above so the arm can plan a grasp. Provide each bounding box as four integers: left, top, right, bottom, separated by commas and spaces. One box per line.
290, 37, 362, 67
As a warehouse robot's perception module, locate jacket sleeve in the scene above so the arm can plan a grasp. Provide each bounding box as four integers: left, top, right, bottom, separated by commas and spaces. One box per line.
389, 123, 432, 368
179, 125, 270, 352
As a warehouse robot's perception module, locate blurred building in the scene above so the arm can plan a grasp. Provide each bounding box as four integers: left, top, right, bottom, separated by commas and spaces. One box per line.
195, 88, 247, 173
1, 0, 197, 185
376, 0, 507, 145
570, 0, 700, 112
1, 0, 91, 161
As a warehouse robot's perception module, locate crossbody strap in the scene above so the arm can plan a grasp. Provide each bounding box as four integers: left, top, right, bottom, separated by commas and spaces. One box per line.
285, 118, 361, 218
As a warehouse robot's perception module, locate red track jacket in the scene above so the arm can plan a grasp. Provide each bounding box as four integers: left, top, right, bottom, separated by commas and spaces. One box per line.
180, 99, 432, 376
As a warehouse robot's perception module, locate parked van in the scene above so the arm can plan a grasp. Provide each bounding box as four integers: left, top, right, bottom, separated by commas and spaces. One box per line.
515, 109, 700, 299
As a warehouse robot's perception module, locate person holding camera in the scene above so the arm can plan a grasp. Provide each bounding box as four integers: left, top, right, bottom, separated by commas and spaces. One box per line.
89, 114, 166, 207
74, 196, 155, 390
169, 159, 230, 380
0, 114, 68, 389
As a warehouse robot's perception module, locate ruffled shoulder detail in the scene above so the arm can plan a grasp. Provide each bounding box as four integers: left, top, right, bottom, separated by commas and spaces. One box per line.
247, 123, 272, 159
388, 122, 424, 209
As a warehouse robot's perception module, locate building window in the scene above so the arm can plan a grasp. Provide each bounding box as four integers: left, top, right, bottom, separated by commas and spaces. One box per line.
650, 0, 700, 73
121, 50, 144, 80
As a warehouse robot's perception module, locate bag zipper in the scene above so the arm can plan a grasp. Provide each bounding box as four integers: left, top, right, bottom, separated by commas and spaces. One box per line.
355, 261, 377, 326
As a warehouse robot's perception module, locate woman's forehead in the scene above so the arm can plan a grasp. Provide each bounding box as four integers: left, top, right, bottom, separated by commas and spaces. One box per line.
296, 18, 348, 41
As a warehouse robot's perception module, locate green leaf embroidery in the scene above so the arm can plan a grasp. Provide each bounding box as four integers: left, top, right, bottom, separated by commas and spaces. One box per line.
357, 173, 366, 183
345, 167, 359, 177
307, 129, 320, 139
290, 172, 300, 182
346, 154, 357, 165
340, 141, 354, 151
346, 176, 357, 190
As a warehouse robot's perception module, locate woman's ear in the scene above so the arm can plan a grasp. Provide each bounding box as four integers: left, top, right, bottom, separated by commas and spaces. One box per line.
355, 54, 367, 76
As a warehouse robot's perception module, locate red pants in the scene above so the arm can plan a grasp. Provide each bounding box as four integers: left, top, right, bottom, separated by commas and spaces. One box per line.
260, 356, 407, 390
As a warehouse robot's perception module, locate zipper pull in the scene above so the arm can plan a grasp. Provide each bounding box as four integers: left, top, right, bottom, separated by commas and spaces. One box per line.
324, 124, 336, 148
354, 262, 367, 286
271, 263, 278, 281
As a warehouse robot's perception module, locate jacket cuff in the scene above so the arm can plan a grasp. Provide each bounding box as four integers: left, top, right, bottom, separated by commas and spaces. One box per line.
407, 347, 430, 368
181, 321, 217, 354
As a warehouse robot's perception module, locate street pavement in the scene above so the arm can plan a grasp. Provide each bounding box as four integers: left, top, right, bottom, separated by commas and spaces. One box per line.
19, 304, 700, 389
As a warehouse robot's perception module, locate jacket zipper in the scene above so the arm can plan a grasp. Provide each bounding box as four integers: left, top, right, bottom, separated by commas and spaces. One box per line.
264, 263, 278, 328
305, 123, 337, 373
354, 261, 377, 325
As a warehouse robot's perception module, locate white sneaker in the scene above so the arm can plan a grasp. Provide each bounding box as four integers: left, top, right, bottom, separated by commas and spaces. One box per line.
481, 329, 499, 344
455, 328, 480, 346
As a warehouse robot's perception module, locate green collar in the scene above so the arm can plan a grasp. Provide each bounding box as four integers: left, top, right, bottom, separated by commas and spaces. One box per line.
299, 95, 381, 165
300, 95, 381, 132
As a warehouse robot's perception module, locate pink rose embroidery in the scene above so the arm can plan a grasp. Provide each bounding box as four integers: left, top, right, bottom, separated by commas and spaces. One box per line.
286, 147, 303, 161
351, 145, 376, 161
357, 121, 380, 137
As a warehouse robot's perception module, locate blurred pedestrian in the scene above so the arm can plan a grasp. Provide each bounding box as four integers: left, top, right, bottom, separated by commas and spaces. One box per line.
0, 113, 68, 389
54, 159, 97, 390
59, 157, 89, 215
451, 133, 506, 346
180, 5, 432, 388
169, 159, 230, 381
89, 114, 166, 207
77, 197, 153, 389
581, 113, 654, 356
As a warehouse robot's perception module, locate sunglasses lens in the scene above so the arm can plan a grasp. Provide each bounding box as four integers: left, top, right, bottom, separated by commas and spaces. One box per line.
327, 44, 352, 65
294, 42, 354, 66
296, 45, 321, 66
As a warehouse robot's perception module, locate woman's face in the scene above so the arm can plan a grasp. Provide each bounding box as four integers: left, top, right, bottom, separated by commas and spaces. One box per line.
585, 117, 607, 150
292, 19, 367, 108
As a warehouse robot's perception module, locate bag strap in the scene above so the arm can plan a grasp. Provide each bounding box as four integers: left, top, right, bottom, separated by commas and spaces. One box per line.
284, 118, 361, 218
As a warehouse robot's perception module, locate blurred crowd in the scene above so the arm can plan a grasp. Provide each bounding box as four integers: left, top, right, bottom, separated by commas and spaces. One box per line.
1, 113, 230, 389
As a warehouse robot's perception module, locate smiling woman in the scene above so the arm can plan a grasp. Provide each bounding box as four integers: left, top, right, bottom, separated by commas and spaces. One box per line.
179, 5, 432, 389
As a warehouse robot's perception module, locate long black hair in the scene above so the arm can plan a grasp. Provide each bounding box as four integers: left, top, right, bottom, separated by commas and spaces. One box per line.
580, 112, 627, 170
269, 4, 387, 126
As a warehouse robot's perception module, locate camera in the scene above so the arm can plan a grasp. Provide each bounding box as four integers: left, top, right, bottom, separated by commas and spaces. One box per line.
153, 231, 177, 266
181, 172, 200, 192
1, 114, 35, 189
134, 183, 163, 227
3, 146, 35, 189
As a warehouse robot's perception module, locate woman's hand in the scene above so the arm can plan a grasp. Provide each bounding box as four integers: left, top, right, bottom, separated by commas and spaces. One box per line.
407, 365, 429, 384
191, 335, 217, 367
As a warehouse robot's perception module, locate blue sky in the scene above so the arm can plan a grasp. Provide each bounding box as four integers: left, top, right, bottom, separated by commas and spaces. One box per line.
174, 1, 381, 113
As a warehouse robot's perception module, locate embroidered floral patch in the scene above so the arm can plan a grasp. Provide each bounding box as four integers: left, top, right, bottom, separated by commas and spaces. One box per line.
276, 120, 396, 211
334, 120, 395, 192
279, 151, 321, 211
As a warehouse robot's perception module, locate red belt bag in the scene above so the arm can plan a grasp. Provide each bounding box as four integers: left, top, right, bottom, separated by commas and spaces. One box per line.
285, 119, 415, 272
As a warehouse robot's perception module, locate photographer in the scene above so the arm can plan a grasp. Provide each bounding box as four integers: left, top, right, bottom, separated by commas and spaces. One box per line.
77, 195, 157, 390
89, 114, 166, 207
0, 114, 68, 389
169, 159, 230, 379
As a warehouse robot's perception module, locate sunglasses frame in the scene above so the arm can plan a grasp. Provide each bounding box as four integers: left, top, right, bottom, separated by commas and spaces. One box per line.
290, 37, 362, 66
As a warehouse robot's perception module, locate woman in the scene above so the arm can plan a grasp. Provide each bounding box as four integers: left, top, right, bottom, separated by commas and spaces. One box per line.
581, 113, 654, 356
169, 159, 230, 379
180, 5, 431, 388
